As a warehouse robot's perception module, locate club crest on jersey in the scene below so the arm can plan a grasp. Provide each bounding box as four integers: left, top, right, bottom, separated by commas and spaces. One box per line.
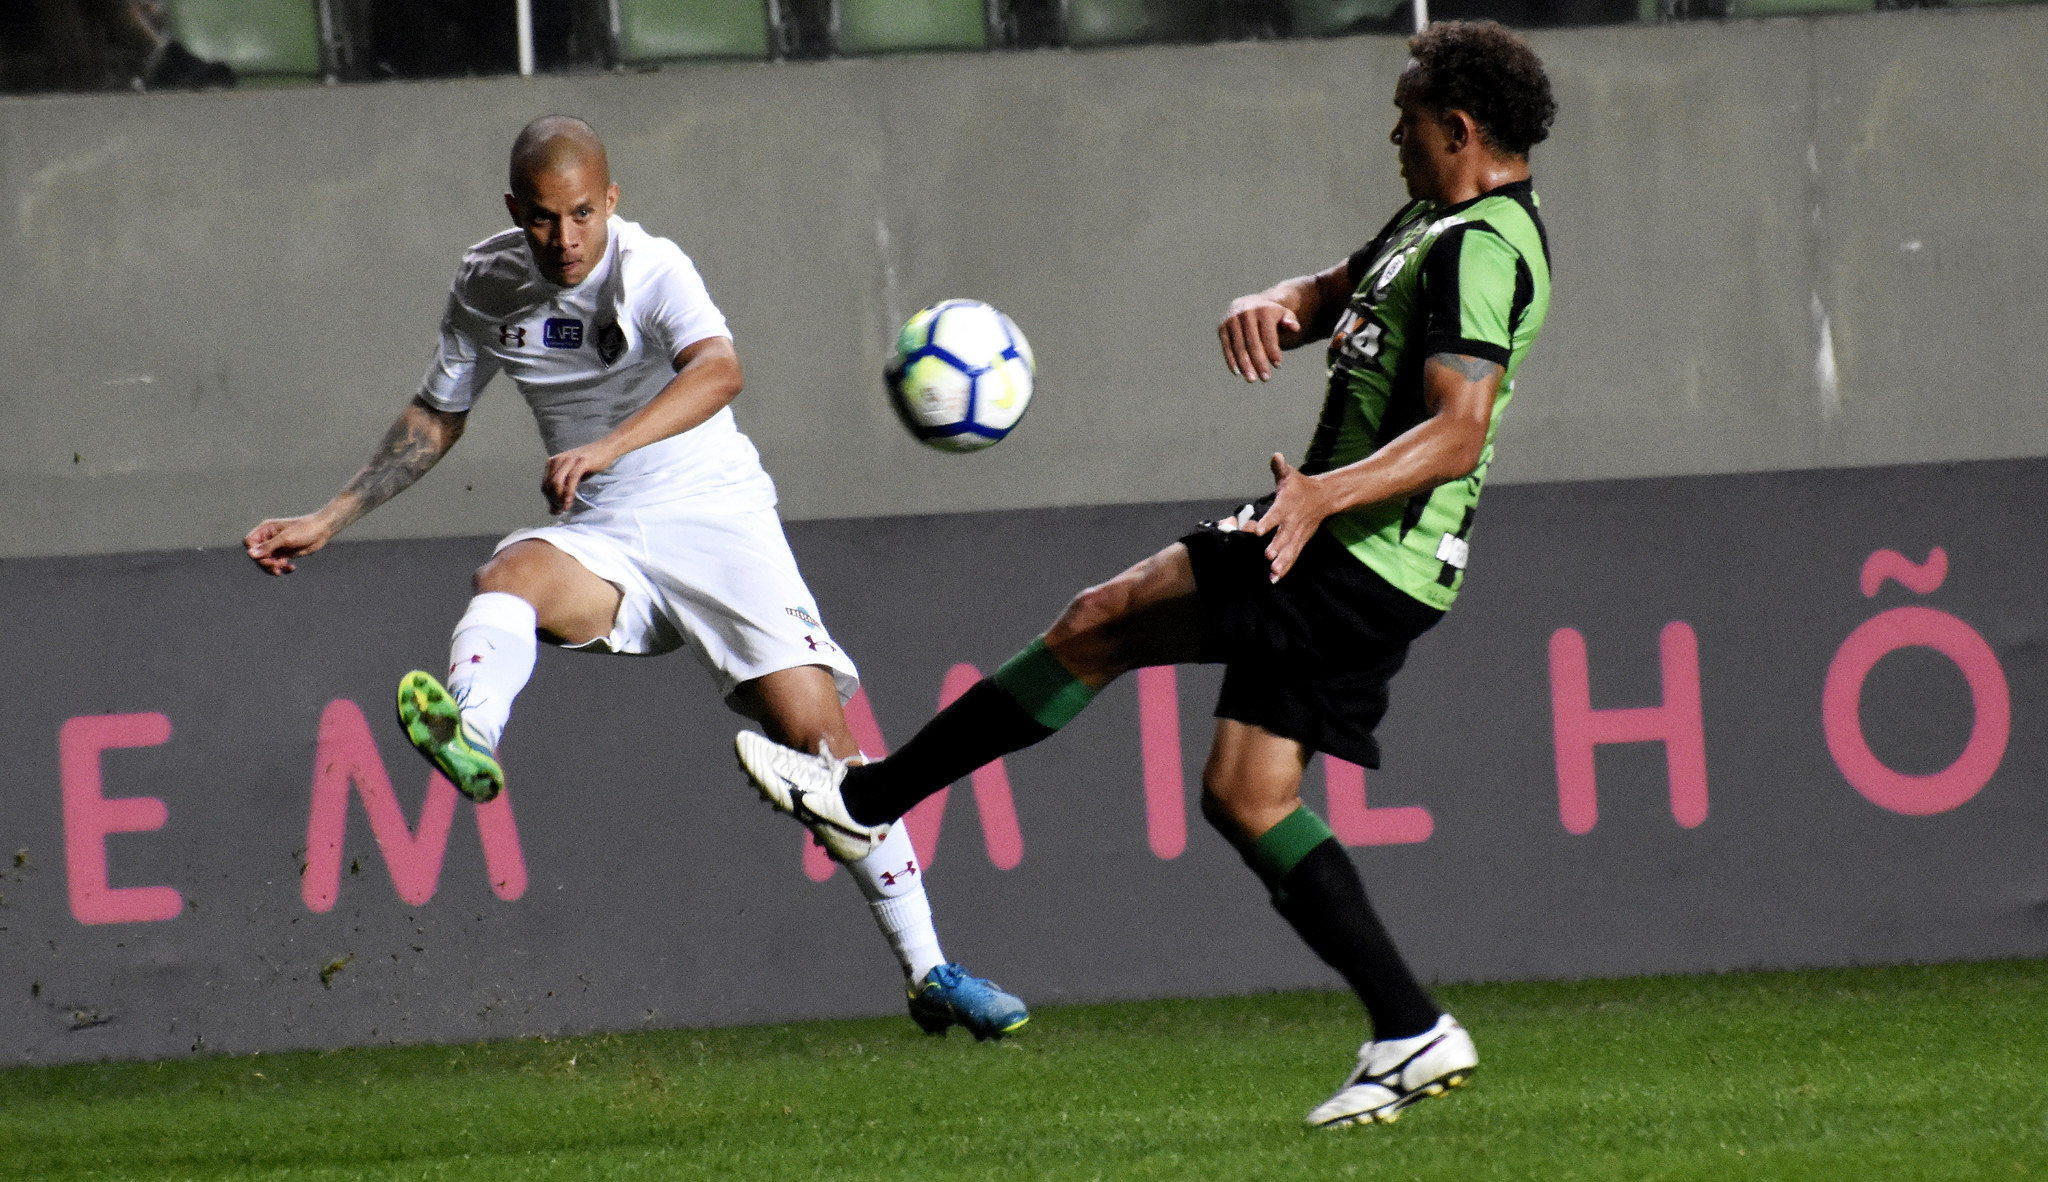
498, 324, 526, 347
595, 319, 625, 366
543, 318, 584, 350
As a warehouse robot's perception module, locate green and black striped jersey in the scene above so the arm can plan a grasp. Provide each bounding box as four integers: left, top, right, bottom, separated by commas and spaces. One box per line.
1304, 178, 1551, 611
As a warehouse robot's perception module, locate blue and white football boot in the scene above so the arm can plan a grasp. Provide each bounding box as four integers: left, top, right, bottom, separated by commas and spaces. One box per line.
908, 964, 1030, 1041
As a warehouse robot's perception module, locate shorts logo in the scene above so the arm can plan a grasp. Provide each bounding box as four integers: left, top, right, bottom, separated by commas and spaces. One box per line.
595, 319, 625, 366
543, 318, 584, 349
498, 324, 527, 346
785, 606, 821, 628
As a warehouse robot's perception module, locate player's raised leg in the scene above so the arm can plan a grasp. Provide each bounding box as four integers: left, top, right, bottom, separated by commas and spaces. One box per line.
736, 540, 1204, 841
399, 539, 621, 802
736, 665, 1029, 1040
1198, 718, 1472, 1126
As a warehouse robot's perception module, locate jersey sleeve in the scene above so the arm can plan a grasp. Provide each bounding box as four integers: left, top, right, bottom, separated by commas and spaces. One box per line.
418, 291, 500, 412
638, 249, 732, 363
1417, 224, 1524, 369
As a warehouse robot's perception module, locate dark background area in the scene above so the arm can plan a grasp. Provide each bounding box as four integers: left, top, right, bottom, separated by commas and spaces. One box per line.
1, 0, 1712, 95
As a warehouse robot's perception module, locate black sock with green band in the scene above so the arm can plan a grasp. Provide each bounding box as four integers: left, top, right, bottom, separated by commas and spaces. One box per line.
840, 638, 1094, 827
1224, 806, 1442, 1041
1248, 807, 1337, 891
993, 638, 1101, 730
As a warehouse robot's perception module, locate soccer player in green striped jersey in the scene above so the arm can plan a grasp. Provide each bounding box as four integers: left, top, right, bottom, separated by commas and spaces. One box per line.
738, 21, 1555, 1127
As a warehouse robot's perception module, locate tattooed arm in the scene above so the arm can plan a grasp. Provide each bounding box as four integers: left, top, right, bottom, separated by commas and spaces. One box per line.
244, 397, 467, 575
1244, 352, 1505, 583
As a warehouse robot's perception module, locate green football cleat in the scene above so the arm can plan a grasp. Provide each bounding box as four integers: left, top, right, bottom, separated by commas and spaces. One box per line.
396, 670, 504, 803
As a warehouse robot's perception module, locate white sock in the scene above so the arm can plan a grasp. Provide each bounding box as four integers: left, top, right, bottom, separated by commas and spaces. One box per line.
445, 592, 538, 752
845, 823, 946, 984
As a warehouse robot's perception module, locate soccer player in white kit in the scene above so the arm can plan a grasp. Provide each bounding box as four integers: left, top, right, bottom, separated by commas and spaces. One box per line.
244, 115, 1028, 1040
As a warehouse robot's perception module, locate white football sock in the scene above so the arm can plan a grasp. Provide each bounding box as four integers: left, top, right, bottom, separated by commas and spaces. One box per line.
445, 592, 538, 752
845, 822, 946, 984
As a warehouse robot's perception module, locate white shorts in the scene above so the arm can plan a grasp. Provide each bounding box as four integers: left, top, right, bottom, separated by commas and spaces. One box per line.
496, 483, 859, 713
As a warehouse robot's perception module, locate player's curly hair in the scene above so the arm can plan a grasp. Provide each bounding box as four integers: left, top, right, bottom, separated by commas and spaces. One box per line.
1405, 21, 1557, 159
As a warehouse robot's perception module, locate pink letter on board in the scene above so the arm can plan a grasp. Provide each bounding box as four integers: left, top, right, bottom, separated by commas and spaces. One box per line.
1323, 756, 1433, 846
1549, 622, 1709, 835
59, 712, 182, 924
1136, 666, 1188, 859
1822, 605, 2007, 816
302, 699, 526, 912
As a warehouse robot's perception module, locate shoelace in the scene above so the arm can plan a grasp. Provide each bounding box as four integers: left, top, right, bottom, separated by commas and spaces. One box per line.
811, 739, 853, 784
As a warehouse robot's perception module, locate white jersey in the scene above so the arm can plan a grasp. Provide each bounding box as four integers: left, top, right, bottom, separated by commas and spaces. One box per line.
419, 217, 770, 507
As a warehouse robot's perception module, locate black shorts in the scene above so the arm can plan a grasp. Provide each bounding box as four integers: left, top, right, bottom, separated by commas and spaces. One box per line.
1179, 503, 1443, 769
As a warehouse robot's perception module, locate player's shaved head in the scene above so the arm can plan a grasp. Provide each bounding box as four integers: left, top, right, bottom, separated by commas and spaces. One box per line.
505, 115, 619, 287
509, 115, 611, 195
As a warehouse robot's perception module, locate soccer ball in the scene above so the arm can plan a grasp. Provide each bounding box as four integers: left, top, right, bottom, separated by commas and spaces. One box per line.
885, 300, 1035, 452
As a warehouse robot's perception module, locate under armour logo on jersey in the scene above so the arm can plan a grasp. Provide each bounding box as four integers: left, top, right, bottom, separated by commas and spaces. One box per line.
498, 324, 527, 346
805, 634, 838, 653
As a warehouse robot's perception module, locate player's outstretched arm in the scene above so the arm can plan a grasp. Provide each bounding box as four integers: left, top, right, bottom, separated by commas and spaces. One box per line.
243, 397, 467, 575
1218, 259, 1353, 383
540, 335, 743, 513
1246, 352, 1502, 582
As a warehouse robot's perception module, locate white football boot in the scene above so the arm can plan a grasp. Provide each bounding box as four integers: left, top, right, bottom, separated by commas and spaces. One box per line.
735, 731, 891, 862
1306, 1014, 1477, 1128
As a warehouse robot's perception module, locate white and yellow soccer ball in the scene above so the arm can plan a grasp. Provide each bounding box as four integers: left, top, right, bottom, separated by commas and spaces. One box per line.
885, 299, 1035, 452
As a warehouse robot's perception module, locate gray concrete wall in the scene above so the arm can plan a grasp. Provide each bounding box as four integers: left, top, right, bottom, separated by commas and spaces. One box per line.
3, 6, 2045, 559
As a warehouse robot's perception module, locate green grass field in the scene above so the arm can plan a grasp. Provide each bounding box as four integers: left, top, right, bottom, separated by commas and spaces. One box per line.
3, 961, 2044, 1181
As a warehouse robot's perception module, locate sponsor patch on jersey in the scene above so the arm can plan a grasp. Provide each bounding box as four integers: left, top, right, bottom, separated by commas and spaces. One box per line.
543, 318, 584, 350
785, 606, 821, 629
1371, 252, 1408, 299
595, 319, 625, 366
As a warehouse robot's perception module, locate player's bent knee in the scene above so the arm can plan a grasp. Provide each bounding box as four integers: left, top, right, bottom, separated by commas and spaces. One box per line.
473, 546, 546, 597
1048, 581, 1133, 646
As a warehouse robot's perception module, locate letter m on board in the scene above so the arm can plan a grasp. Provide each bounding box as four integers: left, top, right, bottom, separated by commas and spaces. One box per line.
301, 699, 527, 912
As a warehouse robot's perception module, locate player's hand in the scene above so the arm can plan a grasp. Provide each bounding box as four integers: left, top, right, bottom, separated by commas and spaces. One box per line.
1218, 296, 1299, 383
542, 441, 621, 514
1244, 453, 1331, 583
244, 514, 335, 576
